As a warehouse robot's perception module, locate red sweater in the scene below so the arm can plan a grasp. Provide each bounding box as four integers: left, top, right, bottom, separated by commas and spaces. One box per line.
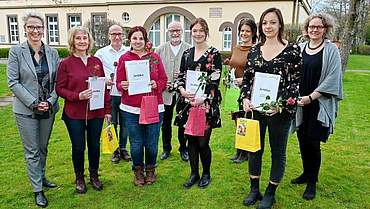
56, 55, 111, 120
116, 51, 167, 110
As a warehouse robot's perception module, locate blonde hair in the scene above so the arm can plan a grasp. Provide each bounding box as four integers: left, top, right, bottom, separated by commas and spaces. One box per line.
303, 13, 335, 40
67, 26, 94, 54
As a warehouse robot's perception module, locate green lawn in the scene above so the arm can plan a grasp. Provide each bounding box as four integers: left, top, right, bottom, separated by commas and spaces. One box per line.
347, 54, 370, 70
0, 64, 11, 97
0, 72, 369, 209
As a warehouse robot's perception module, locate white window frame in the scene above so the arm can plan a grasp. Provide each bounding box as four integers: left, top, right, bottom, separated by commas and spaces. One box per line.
46, 15, 59, 45
68, 14, 81, 29
223, 27, 232, 51
122, 12, 130, 23
184, 17, 192, 46
149, 18, 161, 47
8, 16, 19, 44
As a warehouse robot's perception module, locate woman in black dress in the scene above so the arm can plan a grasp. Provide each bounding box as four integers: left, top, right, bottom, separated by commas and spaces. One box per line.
174, 17, 222, 189
240, 8, 301, 209
292, 13, 343, 200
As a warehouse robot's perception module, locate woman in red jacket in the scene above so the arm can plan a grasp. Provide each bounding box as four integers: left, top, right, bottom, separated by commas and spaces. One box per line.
56, 26, 111, 194
116, 26, 167, 186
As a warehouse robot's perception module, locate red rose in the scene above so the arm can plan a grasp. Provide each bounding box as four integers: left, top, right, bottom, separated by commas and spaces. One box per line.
287, 97, 296, 105
146, 41, 153, 52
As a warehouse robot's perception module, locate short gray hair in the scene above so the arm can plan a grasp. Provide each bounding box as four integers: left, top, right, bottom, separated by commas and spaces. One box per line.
303, 12, 335, 40
23, 12, 45, 28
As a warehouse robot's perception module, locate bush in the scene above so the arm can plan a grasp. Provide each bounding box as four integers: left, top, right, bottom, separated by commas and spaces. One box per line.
353, 45, 370, 55
220, 51, 231, 63
285, 24, 302, 43
0, 48, 10, 58
55, 48, 69, 58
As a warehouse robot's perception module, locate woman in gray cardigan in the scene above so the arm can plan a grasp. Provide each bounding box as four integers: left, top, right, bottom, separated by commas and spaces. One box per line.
292, 13, 343, 200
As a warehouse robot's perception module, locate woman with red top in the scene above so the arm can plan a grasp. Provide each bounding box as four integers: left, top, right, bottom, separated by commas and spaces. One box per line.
56, 26, 111, 194
116, 26, 167, 186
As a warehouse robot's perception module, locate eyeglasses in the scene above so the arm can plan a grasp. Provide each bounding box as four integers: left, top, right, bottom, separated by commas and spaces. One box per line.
26, 25, 44, 32
168, 29, 181, 34
308, 25, 325, 30
110, 33, 123, 37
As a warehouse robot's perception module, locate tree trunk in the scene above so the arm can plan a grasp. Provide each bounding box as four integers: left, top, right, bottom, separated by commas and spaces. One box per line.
340, 0, 361, 72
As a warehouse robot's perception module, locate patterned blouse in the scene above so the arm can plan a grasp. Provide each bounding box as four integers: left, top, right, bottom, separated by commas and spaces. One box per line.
174, 46, 222, 128
240, 42, 302, 116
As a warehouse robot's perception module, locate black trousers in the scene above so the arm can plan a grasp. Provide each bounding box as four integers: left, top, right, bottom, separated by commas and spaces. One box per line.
161, 96, 187, 153
187, 128, 212, 176
297, 130, 321, 182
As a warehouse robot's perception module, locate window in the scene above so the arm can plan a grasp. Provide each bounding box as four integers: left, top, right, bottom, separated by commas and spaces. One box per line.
68, 14, 81, 29
165, 14, 180, 42
8, 16, 19, 44
46, 15, 59, 45
149, 18, 160, 47
122, 12, 130, 23
184, 18, 192, 45
92, 13, 107, 47
223, 27, 232, 51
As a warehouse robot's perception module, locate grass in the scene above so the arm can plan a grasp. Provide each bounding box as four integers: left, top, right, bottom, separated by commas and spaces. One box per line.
0, 64, 11, 97
0, 71, 369, 209
347, 54, 370, 70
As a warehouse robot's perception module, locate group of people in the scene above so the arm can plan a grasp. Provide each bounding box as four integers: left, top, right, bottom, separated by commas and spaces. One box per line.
7, 7, 342, 209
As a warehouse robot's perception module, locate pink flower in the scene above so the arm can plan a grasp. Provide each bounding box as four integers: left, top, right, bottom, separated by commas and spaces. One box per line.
287, 97, 296, 105
206, 63, 212, 70
145, 41, 153, 52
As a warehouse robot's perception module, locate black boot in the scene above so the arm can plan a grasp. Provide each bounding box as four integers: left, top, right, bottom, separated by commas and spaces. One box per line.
230, 149, 241, 161
303, 181, 316, 200
257, 182, 278, 209
243, 178, 263, 206
291, 173, 308, 184
233, 150, 248, 163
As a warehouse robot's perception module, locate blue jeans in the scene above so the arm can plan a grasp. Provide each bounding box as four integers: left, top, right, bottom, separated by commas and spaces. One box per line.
122, 111, 163, 169
62, 113, 103, 173
111, 96, 128, 150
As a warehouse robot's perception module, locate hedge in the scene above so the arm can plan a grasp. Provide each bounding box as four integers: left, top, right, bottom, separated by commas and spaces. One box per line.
353, 45, 370, 55
0, 48, 9, 58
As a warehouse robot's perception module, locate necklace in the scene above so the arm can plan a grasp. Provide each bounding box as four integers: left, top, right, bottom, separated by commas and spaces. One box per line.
308, 39, 324, 50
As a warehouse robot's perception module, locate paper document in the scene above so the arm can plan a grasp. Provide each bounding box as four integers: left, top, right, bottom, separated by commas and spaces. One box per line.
251, 72, 280, 109
186, 70, 206, 99
88, 77, 106, 110
125, 60, 151, 95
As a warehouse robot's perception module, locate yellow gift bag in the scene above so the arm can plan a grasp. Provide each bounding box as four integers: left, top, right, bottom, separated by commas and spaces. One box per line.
235, 114, 261, 152
101, 124, 119, 154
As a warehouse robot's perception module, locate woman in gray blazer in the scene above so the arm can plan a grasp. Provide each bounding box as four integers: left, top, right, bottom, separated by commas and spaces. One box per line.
7, 12, 59, 208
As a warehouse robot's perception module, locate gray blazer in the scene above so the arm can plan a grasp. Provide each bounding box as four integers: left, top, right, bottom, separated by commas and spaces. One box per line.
7, 41, 60, 115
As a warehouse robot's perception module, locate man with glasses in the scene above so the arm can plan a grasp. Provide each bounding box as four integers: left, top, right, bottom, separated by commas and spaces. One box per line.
95, 25, 131, 163
155, 21, 191, 161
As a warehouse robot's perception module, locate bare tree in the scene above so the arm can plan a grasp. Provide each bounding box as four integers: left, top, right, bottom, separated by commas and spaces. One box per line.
340, 0, 363, 72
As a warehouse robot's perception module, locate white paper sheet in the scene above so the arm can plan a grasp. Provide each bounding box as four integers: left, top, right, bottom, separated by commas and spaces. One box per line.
88, 77, 106, 110
251, 72, 280, 109
125, 60, 151, 96
186, 70, 206, 99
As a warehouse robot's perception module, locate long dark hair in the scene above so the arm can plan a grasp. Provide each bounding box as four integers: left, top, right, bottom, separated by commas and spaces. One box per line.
238, 18, 258, 44
258, 7, 285, 45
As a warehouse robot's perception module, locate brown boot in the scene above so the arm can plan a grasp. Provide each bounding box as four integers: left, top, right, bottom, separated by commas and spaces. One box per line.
89, 170, 103, 191
145, 165, 156, 185
133, 166, 145, 186
75, 172, 87, 194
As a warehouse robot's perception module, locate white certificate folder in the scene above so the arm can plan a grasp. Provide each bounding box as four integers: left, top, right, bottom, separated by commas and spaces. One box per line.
185, 70, 205, 99
125, 60, 151, 96
251, 72, 281, 109
88, 77, 106, 110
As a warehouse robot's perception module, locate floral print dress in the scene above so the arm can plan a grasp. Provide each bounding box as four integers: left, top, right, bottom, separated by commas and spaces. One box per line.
240, 42, 302, 117
174, 46, 222, 129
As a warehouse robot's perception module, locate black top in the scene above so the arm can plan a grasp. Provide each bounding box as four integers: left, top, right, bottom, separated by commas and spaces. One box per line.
299, 46, 330, 141
240, 42, 302, 117
174, 46, 222, 129
29, 43, 50, 102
